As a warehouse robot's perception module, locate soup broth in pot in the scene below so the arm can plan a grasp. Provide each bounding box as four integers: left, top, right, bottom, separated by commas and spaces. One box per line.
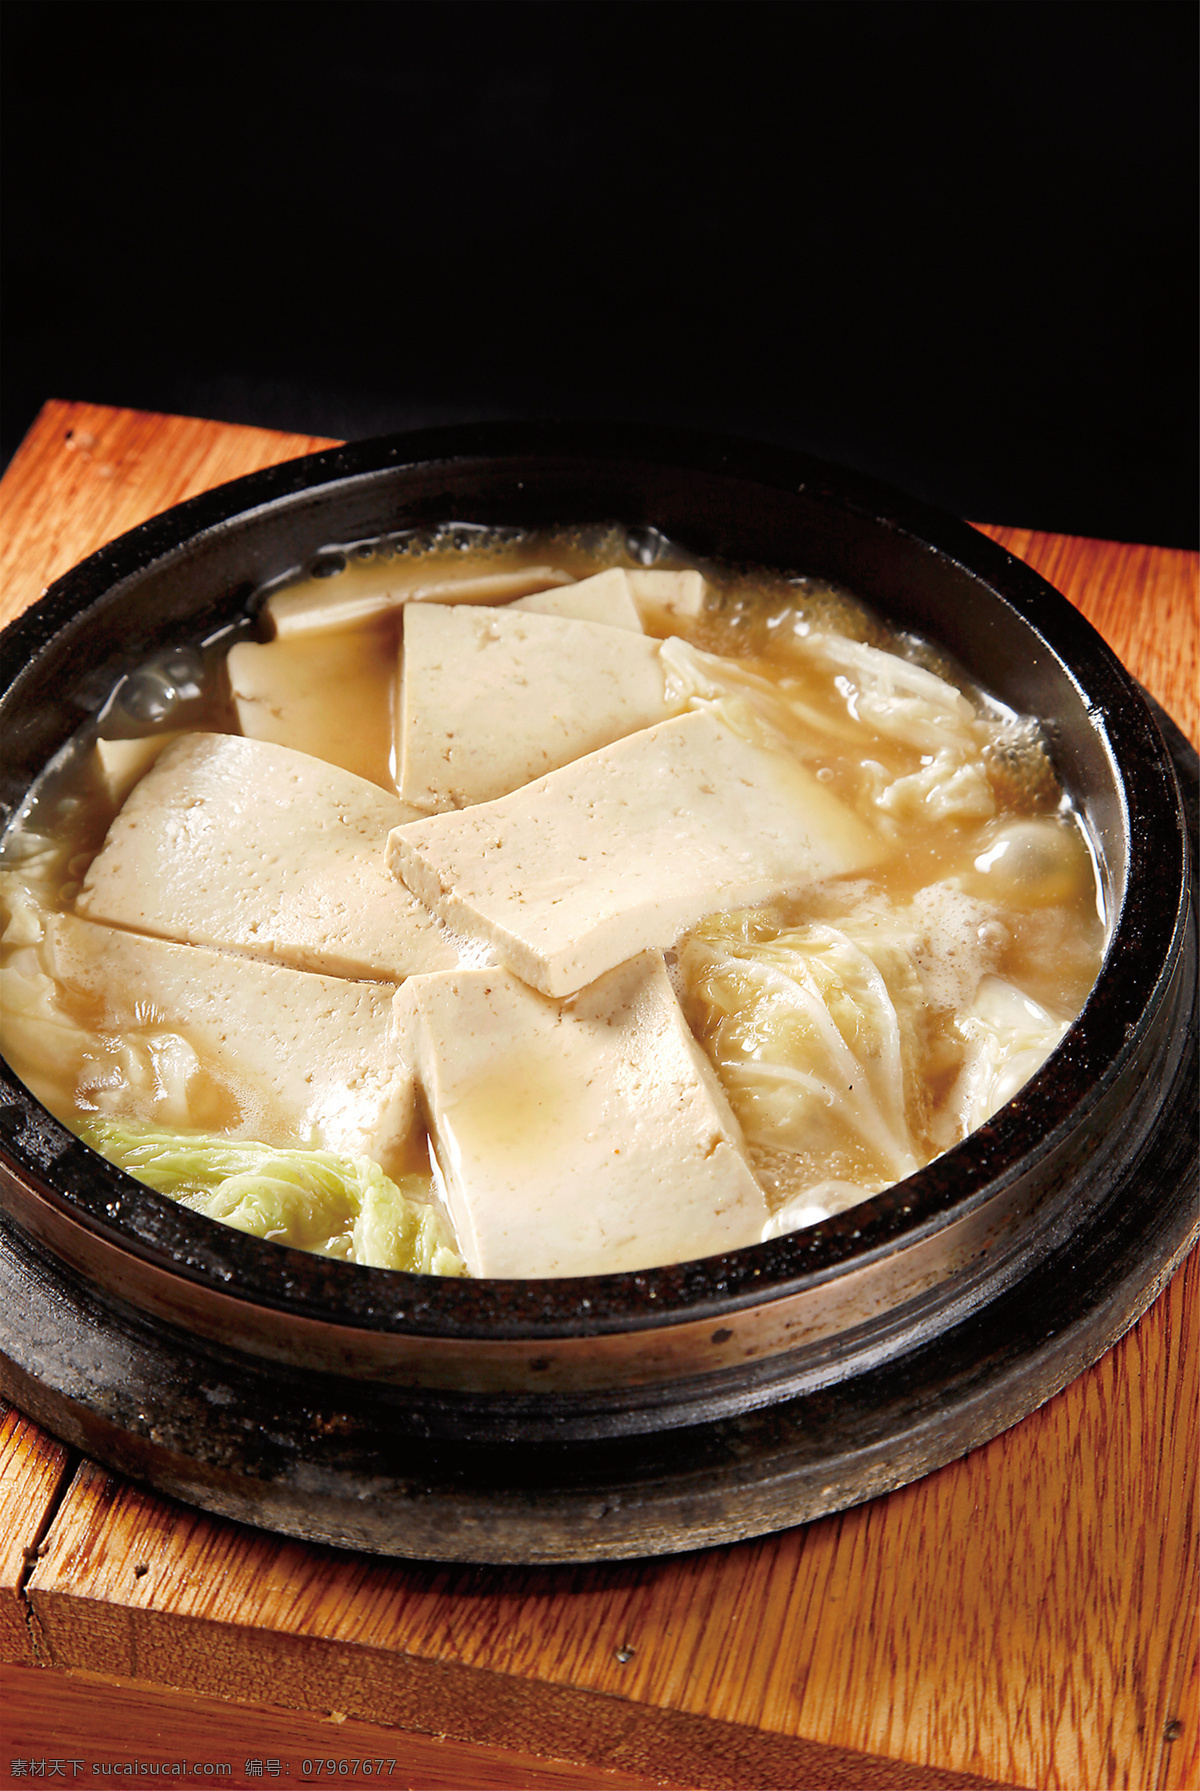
0, 525, 1106, 1281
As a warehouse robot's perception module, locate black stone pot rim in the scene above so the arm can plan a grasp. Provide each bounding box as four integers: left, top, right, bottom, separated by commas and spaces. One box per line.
0, 420, 1190, 1341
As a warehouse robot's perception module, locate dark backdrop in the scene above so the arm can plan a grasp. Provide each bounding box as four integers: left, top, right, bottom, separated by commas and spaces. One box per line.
3, 1, 1196, 546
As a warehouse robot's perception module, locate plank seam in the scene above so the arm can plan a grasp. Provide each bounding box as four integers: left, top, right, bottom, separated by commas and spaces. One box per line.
15, 1435, 81, 1665
23, 1594, 1028, 1791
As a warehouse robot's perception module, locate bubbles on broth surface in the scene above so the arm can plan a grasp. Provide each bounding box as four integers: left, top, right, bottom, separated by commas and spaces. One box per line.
119, 648, 207, 724
625, 526, 669, 566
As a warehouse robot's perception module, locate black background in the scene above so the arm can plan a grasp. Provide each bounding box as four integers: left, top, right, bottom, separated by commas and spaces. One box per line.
3, 1, 1195, 546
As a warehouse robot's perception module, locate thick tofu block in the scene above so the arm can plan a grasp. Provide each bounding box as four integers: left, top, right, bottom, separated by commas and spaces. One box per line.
512, 568, 645, 632
47, 914, 418, 1174
393, 953, 767, 1277
398, 604, 684, 812
389, 708, 880, 997
78, 733, 456, 982
267, 564, 575, 638
628, 569, 708, 628
227, 626, 395, 790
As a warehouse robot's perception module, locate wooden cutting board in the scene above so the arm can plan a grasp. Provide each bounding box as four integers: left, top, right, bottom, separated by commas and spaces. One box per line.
2, 401, 1197, 1791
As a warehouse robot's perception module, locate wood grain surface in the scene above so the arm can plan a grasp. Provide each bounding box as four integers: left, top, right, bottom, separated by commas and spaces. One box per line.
0, 399, 337, 630
3, 1659, 706, 1791
0, 1406, 71, 1666
971, 523, 1198, 748
1, 403, 1197, 1791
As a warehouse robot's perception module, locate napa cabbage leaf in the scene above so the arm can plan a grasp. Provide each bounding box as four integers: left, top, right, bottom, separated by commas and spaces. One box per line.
78, 1117, 466, 1276
681, 901, 1071, 1242
797, 632, 983, 753
948, 977, 1069, 1133
1, 870, 206, 1129
680, 906, 929, 1190
659, 636, 1010, 826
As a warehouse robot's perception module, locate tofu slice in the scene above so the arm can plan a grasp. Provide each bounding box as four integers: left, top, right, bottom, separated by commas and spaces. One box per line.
512, 567, 645, 632
629, 569, 708, 629
389, 707, 881, 997
78, 733, 457, 982
397, 604, 685, 812
227, 626, 395, 790
393, 953, 767, 1277
267, 563, 575, 639
47, 914, 418, 1174
93, 734, 182, 810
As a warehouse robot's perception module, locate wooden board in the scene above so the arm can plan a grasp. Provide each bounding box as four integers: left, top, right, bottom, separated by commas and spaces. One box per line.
970, 522, 1198, 748
0, 399, 337, 630
0, 1406, 71, 1666
2, 403, 1197, 1791
16, 1256, 1198, 1790
3, 1659, 709, 1791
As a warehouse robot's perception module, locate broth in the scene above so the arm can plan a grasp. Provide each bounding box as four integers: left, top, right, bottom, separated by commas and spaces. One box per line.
0, 525, 1107, 1275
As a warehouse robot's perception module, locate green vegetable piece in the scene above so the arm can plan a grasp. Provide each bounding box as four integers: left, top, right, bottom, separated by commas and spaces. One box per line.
77, 1117, 466, 1276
